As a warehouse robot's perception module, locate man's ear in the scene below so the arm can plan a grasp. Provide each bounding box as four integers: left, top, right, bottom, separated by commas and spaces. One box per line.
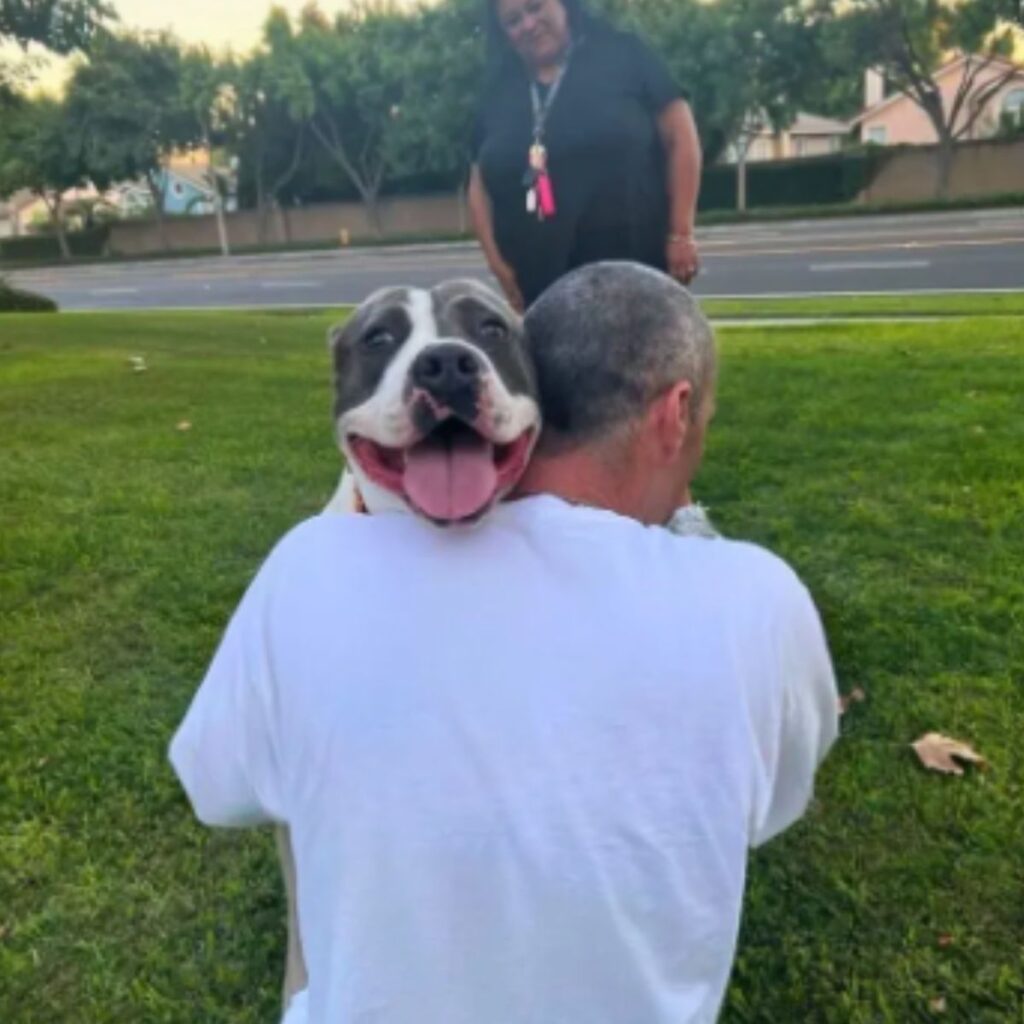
650, 381, 692, 460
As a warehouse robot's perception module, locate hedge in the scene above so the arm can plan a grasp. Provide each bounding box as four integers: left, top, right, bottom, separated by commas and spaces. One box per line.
699, 146, 893, 212
0, 226, 110, 264
0, 278, 58, 312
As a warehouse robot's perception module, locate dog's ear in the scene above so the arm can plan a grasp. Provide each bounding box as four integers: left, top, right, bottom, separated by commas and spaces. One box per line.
327, 314, 362, 363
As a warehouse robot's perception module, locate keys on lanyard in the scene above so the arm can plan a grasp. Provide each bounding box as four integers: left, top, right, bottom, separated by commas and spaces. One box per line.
525, 52, 571, 222
524, 143, 556, 220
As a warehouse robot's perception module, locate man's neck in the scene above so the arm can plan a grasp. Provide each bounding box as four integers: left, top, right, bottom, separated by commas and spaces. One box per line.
515, 452, 657, 524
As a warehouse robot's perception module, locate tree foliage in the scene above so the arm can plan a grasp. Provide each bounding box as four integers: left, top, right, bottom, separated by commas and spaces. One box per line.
0, 93, 87, 256
0, 0, 112, 52
826, 0, 1023, 192
64, 31, 196, 244
4, 0, 1021, 233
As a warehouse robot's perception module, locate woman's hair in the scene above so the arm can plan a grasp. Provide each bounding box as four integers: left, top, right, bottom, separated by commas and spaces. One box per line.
483, 0, 599, 78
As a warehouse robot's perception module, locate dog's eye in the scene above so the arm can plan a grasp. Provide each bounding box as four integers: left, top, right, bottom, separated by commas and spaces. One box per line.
363, 326, 395, 349
479, 318, 508, 341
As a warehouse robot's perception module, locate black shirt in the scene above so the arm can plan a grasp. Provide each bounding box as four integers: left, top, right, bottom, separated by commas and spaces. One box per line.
474, 24, 683, 304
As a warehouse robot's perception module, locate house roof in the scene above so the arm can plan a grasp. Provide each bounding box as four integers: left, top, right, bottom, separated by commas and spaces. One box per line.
787, 112, 850, 135
850, 53, 1024, 126
166, 165, 216, 196
4, 189, 38, 213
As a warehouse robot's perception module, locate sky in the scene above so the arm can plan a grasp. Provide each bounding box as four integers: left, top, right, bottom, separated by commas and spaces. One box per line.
103, 0, 359, 51
5, 0, 383, 94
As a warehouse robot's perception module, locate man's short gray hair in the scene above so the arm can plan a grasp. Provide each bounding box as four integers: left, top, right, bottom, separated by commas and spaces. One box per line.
524, 262, 716, 455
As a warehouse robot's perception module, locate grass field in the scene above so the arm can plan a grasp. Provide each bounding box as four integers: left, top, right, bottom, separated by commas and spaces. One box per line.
702, 290, 1024, 320
1, 308, 1022, 1022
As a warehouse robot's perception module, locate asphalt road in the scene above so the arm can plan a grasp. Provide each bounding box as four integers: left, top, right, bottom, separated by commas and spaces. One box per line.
6, 207, 1023, 311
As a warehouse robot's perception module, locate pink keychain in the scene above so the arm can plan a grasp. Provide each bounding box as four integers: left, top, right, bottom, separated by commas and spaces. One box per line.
536, 171, 556, 219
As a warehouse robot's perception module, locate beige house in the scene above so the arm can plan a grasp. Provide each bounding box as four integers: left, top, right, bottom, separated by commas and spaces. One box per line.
723, 111, 851, 164
852, 55, 1024, 146
0, 190, 41, 237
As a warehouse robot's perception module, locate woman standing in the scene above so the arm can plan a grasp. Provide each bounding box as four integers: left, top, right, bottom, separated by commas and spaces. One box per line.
469, 0, 702, 311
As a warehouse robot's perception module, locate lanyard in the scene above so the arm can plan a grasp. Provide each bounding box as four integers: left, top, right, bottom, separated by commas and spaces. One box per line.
529, 48, 572, 144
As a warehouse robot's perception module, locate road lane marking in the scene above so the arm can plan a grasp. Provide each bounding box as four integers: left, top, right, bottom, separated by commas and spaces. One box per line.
259, 280, 323, 289
89, 287, 140, 295
703, 235, 1024, 259
810, 259, 931, 272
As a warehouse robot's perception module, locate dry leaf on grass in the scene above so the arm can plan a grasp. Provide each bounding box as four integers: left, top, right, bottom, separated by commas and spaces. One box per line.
937, 933, 954, 948
928, 996, 947, 1013
838, 687, 866, 715
176, 420, 192, 432
911, 733, 986, 776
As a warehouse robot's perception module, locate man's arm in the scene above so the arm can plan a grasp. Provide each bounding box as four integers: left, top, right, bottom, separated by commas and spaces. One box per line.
750, 574, 839, 847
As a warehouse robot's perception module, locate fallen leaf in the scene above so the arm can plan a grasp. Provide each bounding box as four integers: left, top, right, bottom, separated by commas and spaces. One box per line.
838, 686, 866, 715
911, 733, 986, 776
176, 420, 192, 432
128, 355, 147, 373
937, 933, 954, 948
928, 996, 947, 1013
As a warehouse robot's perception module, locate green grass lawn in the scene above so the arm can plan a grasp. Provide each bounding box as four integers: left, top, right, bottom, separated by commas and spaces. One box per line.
1, 309, 1022, 1022
701, 290, 1024, 320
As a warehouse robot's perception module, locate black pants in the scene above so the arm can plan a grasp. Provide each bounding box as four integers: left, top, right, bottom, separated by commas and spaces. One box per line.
515, 222, 667, 307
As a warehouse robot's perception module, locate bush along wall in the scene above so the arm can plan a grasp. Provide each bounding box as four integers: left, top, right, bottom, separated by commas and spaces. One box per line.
699, 146, 893, 212
0, 226, 110, 265
0, 277, 58, 312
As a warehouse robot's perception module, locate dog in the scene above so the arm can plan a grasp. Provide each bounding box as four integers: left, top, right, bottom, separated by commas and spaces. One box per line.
276, 279, 543, 1017
324, 278, 541, 522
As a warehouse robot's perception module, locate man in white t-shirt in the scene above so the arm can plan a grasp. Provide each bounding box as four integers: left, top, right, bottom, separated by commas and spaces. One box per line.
170, 262, 838, 1024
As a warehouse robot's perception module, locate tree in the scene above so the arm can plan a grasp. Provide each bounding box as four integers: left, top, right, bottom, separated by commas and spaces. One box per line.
65, 31, 196, 249
288, 4, 421, 234
829, 0, 1024, 195
383, 0, 484, 194
233, 8, 315, 243
591, 0, 832, 167
0, 0, 111, 52
0, 94, 87, 258
181, 47, 237, 255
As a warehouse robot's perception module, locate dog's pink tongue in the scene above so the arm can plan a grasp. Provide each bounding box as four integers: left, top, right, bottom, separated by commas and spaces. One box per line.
403, 432, 497, 521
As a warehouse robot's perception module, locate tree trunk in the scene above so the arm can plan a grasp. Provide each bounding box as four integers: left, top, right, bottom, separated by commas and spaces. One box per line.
455, 177, 467, 235
204, 135, 230, 257
146, 172, 171, 251
49, 196, 71, 260
935, 133, 955, 199
278, 200, 292, 244
256, 169, 269, 245
363, 189, 383, 238
736, 148, 747, 213
211, 172, 230, 257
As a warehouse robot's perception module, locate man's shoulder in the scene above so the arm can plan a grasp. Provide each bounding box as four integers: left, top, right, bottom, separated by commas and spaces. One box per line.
266, 512, 419, 570
654, 529, 809, 607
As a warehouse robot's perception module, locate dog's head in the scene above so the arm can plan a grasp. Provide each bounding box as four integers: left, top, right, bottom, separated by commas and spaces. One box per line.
329, 280, 541, 525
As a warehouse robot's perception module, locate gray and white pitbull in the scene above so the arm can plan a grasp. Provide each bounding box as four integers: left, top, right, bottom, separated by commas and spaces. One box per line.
324, 278, 541, 522
276, 279, 543, 1016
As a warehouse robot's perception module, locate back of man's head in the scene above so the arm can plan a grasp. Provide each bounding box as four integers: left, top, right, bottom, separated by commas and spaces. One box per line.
524, 262, 716, 458
518, 262, 716, 525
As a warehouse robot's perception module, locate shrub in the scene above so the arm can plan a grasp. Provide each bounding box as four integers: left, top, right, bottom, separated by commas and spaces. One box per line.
0, 277, 58, 312
0, 226, 110, 264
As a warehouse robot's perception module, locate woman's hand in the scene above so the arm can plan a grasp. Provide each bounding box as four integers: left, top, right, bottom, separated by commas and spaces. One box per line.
491, 258, 526, 313
667, 233, 699, 286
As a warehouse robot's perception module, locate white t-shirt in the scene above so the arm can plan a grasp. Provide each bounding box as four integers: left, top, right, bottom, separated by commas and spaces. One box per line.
170, 496, 838, 1024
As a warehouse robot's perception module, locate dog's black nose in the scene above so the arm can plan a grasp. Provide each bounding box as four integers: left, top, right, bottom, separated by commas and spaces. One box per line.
411, 344, 482, 399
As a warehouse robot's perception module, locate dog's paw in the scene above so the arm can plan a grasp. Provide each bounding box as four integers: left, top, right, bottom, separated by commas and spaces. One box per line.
667, 504, 720, 539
